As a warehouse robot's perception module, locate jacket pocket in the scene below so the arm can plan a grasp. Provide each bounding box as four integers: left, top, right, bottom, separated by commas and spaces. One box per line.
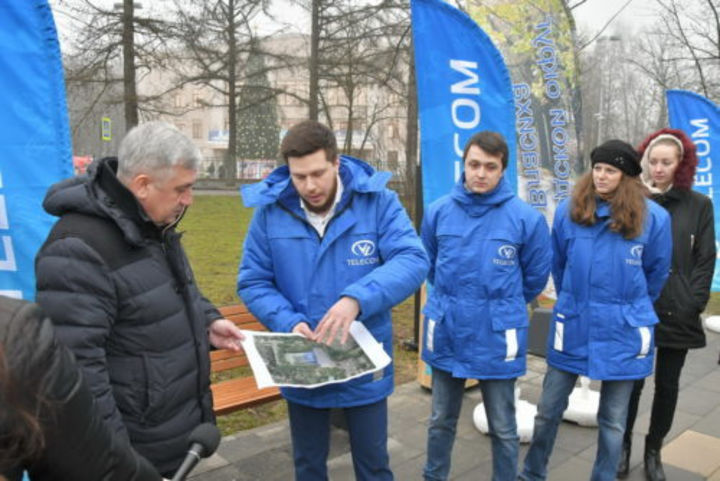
621, 299, 658, 359
422, 296, 447, 354
489, 297, 528, 330
676, 272, 701, 312
141, 354, 167, 422
434, 225, 465, 278
551, 294, 580, 354
108, 355, 146, 418
489, 297, 528, 362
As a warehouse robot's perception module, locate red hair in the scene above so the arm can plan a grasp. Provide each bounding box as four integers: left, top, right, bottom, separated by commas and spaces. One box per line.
637, 128, 698, 190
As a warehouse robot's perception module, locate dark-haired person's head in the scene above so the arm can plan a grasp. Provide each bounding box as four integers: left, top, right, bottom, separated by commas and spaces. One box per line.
0, 297, 162, 481
281, 120, 340, 214
462, 131, 509, 194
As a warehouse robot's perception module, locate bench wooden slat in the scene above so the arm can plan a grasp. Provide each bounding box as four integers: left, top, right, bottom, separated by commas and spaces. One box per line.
211, 304, 282, 415
211, 349, 248, 362
211, 357, 249, 373
218, 304, 250, 317
228, 320, 266, 331
211, 377, 281, 415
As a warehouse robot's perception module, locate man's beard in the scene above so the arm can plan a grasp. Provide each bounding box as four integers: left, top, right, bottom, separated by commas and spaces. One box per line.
305, 178, 338, 214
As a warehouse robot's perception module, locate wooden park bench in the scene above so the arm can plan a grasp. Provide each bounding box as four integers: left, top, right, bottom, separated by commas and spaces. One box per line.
210, 304, 282, 415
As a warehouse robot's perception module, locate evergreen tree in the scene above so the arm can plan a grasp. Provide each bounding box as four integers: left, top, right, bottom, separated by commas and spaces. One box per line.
237, 45, 280, 177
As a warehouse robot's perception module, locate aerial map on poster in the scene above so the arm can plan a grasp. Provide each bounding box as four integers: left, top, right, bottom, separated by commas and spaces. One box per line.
240, 322, 391, 389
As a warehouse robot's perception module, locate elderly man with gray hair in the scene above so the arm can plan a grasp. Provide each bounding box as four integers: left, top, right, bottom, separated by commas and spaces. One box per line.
34, 121, 244, 477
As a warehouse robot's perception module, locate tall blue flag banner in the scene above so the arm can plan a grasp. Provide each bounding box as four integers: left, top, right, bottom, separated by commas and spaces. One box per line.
411, 0, 516, 207
667, 89, 720, 292
0, 1, 72, 300
466, 0, 581, 222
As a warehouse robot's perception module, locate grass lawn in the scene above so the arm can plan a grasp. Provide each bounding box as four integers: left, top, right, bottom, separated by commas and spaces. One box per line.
180, 194, 420, 436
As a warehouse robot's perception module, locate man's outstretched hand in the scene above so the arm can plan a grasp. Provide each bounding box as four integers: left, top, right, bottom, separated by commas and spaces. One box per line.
209, 318, 245, 351
313, 297, 360, 345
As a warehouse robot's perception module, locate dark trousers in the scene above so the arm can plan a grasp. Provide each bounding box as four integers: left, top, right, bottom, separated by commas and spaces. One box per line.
287, 399, 393, 481
624, 347, 688, 449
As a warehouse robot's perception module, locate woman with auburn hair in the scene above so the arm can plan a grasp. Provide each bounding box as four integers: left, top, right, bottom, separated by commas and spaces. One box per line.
519, 140, 673, 481
618, 129, 715, 481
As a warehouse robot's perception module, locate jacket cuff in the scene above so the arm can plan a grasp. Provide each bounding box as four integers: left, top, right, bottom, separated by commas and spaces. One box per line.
285, 313, 309, 333
340, 285, 374, 320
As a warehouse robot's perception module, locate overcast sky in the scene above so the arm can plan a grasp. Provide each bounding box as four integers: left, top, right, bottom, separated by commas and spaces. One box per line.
572, 0, 659, 35
50, 0, 663, 52
261, 0, 664, 38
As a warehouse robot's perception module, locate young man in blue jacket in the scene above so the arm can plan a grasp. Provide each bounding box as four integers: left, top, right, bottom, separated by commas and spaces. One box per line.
421, 131, 551, 481
237, 120, 429, 481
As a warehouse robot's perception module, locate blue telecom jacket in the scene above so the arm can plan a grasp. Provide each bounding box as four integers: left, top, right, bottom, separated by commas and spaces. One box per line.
548, 198, 672, 380
420, 176, 551, 379
237, 156, 429, 408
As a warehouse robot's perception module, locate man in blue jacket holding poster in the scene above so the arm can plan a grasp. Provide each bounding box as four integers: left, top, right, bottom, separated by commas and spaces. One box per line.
238, 120, 428, 481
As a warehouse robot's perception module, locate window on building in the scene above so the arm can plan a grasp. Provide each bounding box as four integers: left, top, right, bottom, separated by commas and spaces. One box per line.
193, 91, 202, 107
388, 122, 399, 139
356, 89, 367, 105
329, 88, 339, 106
192, 120, 202, 139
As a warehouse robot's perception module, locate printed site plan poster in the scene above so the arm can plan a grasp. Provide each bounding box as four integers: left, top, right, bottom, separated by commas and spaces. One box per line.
241, 322, 391, 389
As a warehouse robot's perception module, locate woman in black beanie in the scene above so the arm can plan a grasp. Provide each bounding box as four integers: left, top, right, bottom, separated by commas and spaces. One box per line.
519, 140, 673, 481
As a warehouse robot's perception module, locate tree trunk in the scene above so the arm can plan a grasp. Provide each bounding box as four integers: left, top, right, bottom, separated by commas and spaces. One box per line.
405, 39, 418, 223
121, 0, 138, 130
309, 0, 320, 121
226, 0, 238, 179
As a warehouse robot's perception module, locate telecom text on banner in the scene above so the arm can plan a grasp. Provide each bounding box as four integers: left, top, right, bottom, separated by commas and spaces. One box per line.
667, 89, 720, 291
411, 0, 516, 207
0, 1, 73, 300
466, 1, 581, 221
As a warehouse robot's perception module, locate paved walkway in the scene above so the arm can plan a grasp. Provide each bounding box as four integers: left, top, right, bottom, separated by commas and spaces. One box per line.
191, 329, 720, 480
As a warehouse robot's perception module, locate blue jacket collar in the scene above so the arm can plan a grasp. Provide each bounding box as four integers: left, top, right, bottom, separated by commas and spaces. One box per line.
241, 155, 390, 209
450, 174, 514, 216
595, 199, 611, 219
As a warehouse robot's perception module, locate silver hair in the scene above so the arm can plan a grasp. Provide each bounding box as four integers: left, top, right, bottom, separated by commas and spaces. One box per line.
117, 121, 201, 182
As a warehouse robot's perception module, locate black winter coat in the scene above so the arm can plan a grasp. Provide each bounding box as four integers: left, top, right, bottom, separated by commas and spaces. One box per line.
652, 188, 716, 349
35, 158, 221, 475
0, 297, 161, 481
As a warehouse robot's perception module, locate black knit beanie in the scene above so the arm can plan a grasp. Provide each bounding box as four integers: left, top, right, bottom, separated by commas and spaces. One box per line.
590, 139, 641, 177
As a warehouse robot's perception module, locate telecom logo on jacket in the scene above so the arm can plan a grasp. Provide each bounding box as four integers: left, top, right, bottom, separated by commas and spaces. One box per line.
627, 244, 644, 266
494, 244, 518, 266
348, 239, 379, 266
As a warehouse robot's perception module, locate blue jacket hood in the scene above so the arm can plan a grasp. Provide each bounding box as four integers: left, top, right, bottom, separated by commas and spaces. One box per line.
450, 174, 515, 217
241, 155, 391, 208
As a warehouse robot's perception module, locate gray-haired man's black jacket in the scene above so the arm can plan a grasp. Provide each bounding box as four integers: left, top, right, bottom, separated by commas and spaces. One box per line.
35, 157, 221, 476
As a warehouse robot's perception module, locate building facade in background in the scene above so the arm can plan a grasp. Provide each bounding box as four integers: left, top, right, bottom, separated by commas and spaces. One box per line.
68, 33, 409, 181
